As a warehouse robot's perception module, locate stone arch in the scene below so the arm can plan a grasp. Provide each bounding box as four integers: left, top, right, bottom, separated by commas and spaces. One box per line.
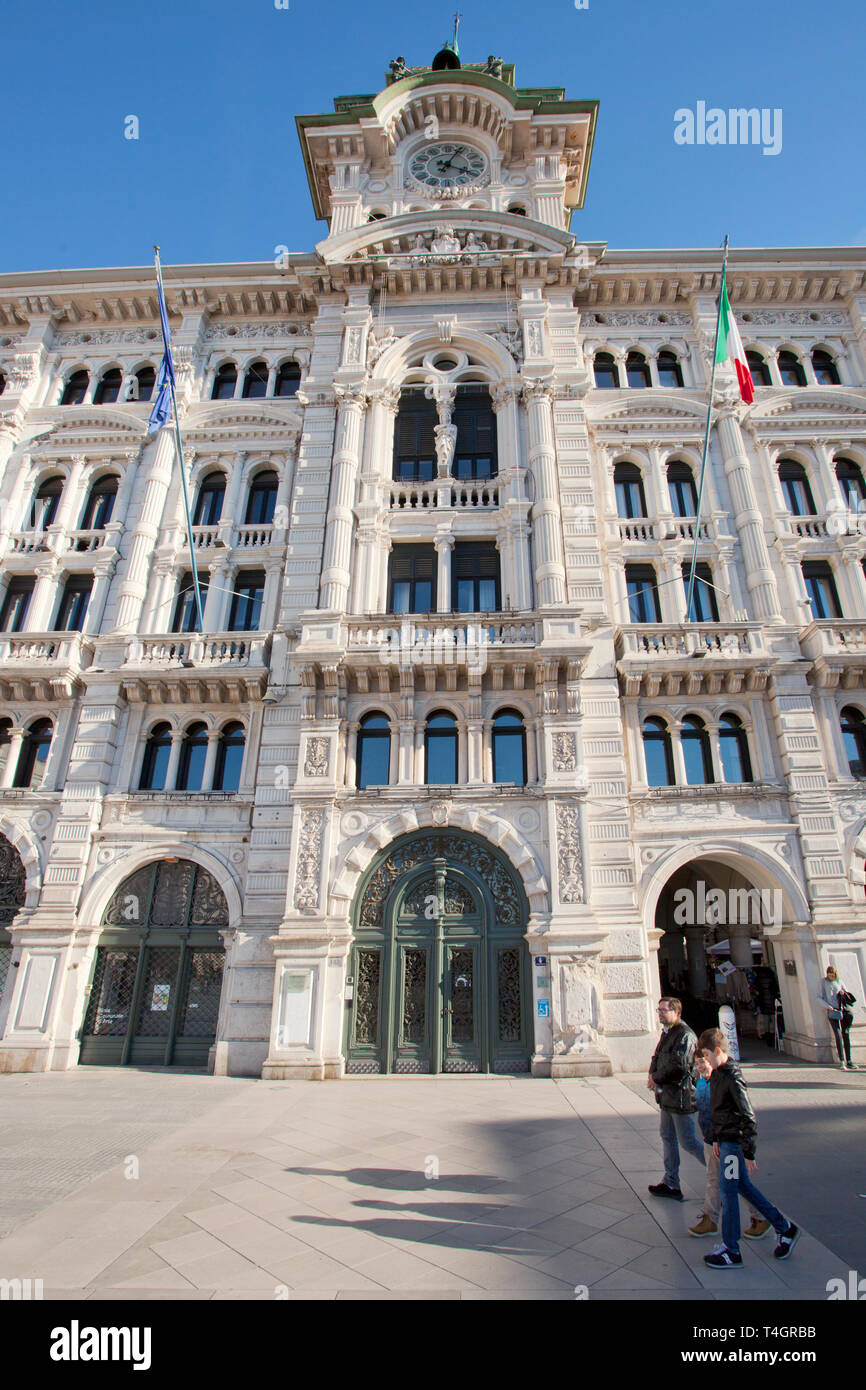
0, 816, 43, 910
639, 838, 811, 929
331, 806, 548, 919
77, 843, 243, 931
371, 324, 516, 386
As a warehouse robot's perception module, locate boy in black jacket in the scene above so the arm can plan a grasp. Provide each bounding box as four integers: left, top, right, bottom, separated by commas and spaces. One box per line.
697, 1027, 800, 1270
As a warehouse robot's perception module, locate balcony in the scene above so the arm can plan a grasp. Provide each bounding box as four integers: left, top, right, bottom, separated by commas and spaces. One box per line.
615, 622, 770, 697
799, 619, 866, 688
617, 516, 714, 544
0, 632, 94, 699
389, 480, 503, 511
121, 631, 271, 704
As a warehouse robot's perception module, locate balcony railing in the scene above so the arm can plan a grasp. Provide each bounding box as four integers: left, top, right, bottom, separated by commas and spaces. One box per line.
616, 623, 764, 660
389, 480, 502, 511
235, 523, 274, 548
617, 516, 712, 543
64, 528, 113, 553
799, 619, 866, 658
8, 531, 50, 554
347, 613, 539, 658
125, 632, 270, 667
0, 632, 94, 665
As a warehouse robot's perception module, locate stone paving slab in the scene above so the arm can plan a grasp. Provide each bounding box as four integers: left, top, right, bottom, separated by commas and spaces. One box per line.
0, 1059, 862, 1300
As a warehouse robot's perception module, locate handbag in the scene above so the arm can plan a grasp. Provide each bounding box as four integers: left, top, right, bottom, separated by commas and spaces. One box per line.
838, 989, 857, 1006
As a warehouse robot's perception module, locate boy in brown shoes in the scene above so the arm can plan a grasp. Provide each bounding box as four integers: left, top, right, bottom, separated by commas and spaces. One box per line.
689, 1052, 770, 1241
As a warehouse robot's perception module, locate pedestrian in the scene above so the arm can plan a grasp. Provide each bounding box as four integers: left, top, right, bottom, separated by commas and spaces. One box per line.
647, 997, 705, 1202
697, 1027, 800, 1269
688, 1053, 770, 1241
753, 963, 781, 1048
817, 964, 858, 1070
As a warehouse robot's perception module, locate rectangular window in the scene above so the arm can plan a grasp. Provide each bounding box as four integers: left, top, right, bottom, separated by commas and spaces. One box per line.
53, 575, 92, 632
452, 542, 500, 613
452, 386, 498, 480
392, 389, 438, 482
229, 570, 266, 631
802, 562, 842, 620
625, 565, 660, 623
388, 545, 436, 614
0, 578, 35, 633
682, 563, 719, 622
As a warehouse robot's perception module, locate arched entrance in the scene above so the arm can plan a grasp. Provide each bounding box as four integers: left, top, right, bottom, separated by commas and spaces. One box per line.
79, 859, 228, 1067
655, 858, 783, 1039
345, 830, 531, 1074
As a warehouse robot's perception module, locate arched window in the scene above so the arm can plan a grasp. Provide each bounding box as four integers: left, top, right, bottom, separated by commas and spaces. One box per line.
507, 203, 527, 216
356, 712, 391, 789
667, 461, 698, 517
393, 387, 438, 482
244, 470, 278, 525
492, 709, 526, 784
214, 722, 245, 791
211, 362, 237, 400
367, 210, 387, 222
841, 706, 866, 779
626, 351, 650, 388
642, 717, 674, 786
777, 350, 806, 387
657, 350, 683, 388
14, 718, 52, 788
747, 350, 772, 387
193, 471, 225, 526
682, 562, 719, 621
719, 713, 753, 783
177, 722, 208, 791
274, 361, 301, 398
132, 365, 156, 401
812, 348, 840, 386
681, 716, 714, 785
835, 457, 866, 510
242, 360, 268, 399
93, 368, 122, 404
453, 385, 497, 480
60, 369, 89, 405
139, 722, 172, 790
80, 475, 118, 530
29, 475, 63, 530
614, 462, 648, 519
778, 459, 816, 516
425, 711, 458, 785
593, 352, 619, 389
171, 570, 208, 633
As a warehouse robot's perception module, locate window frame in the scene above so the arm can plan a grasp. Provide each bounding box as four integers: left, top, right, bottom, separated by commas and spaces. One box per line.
424, 710, 458, 786
356, 712, 392, 789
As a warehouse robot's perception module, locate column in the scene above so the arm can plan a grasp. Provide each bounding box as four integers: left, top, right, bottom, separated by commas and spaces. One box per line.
202, 732, 220, 791
457, 720, 467, 783
28, 565, 58, 631
398, 720, 415, 784
728, 923, 755, 969
707, 722, 724, 784
482, 720, 494, 782
521, 382, 566, 606
671, 721, 688, 786
344, 722, 359, 788
467, 720, 483, 783
715, 404, 785, 622
113, 429, 176, 633
272, 441, 298, 538
50, 455, 87, 541
525, 718, 538, 783
353, 388, 396, 613
203, 559, 230, 632
219, 451, 247, 544
83, 562, 116, 636
434, 532, 453, 614
684, 926, 710, 997
320, 386, 367, 611
0, 728, 25, 787
164, 731, 183, 790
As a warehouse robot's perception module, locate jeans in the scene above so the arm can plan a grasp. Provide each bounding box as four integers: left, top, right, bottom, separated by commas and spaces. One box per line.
829, 1014, 852, 1064
660, 1108, 706, 1189
703, 1143, 759, 1224
718, 1141, 789, 1256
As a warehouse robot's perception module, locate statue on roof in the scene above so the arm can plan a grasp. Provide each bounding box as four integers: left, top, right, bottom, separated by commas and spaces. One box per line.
389, 55, 409, 79
485, 55, 503, 79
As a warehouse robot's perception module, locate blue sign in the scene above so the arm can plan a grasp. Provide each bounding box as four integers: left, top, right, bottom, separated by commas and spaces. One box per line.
537, 1000, 550, 1018
534, 956, 547, 966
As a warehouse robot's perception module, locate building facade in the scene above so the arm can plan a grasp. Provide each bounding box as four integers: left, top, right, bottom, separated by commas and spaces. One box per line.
0, 48, 865, 1079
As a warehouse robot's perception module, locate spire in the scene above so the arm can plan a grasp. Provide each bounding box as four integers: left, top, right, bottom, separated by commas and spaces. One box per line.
432, 10, 462, 70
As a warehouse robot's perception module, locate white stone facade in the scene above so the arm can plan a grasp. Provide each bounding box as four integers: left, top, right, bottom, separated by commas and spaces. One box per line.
0, 55, 864, 1078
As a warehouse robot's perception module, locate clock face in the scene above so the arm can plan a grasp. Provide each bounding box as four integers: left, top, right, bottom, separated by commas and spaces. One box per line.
408, 142, 487, 191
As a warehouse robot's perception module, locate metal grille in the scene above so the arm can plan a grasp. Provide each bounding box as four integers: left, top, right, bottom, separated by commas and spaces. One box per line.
83, 948, 139, 1036
354, 950, 381, 1045
401, 948, 427, 1043
394, 1058, 428, 1073
0, 835, 25, 925
497, 947, 522, 1042
494, 1057, 530, 1074
135, 948, 180, 1036
443, 1059, 479, 1072
178, 950, 224, 1037
150, 862, 195, 926
190, 869, 230, 927
345, 1059, 381, 1074
449, 949, 474, 1043
0, 944, 12, 1000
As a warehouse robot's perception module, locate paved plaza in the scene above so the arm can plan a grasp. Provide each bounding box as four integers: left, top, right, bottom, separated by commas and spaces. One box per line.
0, 1052, 863, 1300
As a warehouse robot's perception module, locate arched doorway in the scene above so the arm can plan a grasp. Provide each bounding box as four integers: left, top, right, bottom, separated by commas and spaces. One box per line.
345, 830, 531, 1074
655, 858, 783, 1040
79, 859, 228, 1067
0, 833, 26, 1009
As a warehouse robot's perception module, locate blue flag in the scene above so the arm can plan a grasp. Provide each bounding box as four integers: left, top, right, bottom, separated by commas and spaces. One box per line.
147, 272, 175, 434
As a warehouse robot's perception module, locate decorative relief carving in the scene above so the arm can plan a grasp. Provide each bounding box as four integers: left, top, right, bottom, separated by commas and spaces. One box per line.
358, 833, 521, 928
524, 320, 544, 357
554, 956, 601, 1055
343, 326, 364, 364
737, 310, 846, 327
203, 322, 313, 341
57, 329, 162, 346
584, 311, 691, 328
552, 733, 577, 772
430, 800, 450, 826
555, 803, 584, 903
304, 736, 329, 777
294, 808, 325, 912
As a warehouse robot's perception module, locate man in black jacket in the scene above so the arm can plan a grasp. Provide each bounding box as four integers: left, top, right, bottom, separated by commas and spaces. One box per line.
647, 998, 706, 1202
698, 1027, 800, 1269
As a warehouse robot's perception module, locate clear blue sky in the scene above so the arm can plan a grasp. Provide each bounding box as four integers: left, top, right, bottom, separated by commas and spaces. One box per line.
6, 0, 864, 273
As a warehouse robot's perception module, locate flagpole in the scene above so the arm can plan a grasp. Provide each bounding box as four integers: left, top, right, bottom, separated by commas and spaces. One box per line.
685, 234, 729, 624
153, 246, 206, 635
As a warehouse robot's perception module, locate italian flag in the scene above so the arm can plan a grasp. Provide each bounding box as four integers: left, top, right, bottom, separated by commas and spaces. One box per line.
715, 280, 754, 404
